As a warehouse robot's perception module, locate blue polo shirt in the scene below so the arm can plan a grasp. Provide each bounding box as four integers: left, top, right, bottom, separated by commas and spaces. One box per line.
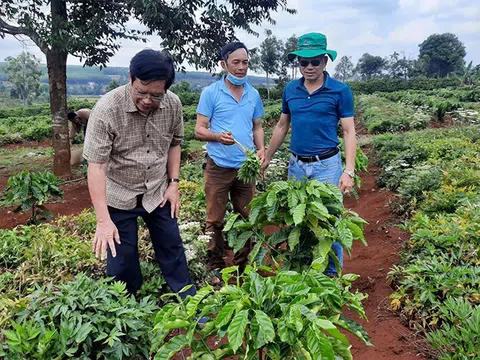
282, 72, 354, 156
197, 77, 264, 168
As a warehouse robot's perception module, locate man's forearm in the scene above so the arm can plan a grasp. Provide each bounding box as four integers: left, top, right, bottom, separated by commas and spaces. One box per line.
167, 144, 181, 179
343, 130, 356, 171
253, 126, 265, 151
195, 126, 220, 142
87, 163, 110, 222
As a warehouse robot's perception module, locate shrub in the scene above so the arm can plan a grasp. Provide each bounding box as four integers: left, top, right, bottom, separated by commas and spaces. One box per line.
1, 274, 157, 359
4, 170, 63, 225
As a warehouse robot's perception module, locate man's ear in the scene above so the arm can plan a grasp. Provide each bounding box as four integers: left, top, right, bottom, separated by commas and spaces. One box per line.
220, 60, 227, 72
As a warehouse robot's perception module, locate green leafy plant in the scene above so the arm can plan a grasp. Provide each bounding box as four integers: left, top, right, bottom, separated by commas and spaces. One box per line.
151, 266, 372, 360
426, 297, 480, 360
238, 149, 261, 184
225, 180, 367, 272
4, 170, 63, 224
1, 274, 157, 359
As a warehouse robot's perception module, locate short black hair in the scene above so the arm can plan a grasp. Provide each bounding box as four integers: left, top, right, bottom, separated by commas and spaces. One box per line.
68, 112, 77, 121
129, 49, 175, 90
220, 42, 248, 61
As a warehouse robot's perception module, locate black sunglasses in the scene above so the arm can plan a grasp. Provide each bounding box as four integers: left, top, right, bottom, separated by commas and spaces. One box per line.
299, 59, 322, 67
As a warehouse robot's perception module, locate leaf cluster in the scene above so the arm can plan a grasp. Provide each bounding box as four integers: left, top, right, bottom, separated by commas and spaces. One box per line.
152, 266, 371, 360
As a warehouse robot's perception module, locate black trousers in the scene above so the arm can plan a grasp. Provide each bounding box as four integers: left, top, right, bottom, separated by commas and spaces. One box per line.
107, 199, 195, 299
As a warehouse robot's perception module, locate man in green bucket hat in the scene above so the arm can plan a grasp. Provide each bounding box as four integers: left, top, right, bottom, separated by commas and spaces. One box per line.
262, 32, 357, 277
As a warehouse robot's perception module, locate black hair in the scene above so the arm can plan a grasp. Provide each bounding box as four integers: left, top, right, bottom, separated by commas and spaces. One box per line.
68, 112, 77, 121
129, 49, 175, 90
220, 42, 248, 61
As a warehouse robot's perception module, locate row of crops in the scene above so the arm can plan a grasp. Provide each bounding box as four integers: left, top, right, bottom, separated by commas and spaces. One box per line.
351, 85, 480, 358
356, 86, 480, 135
371, 125, 480, 358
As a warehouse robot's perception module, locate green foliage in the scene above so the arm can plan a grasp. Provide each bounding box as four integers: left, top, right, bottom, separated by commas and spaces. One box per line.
3, 52, 43, 106
0, 99, 95, 144
1, 274, 157, 359
373, 126, 480, 212
348, 78, 461, 94
4, 170, 63, 225
259, 29, 284, 99
355, 53, 386, 80
106, 79, 120, 92
334, 56, 355, 82
151, 266, 371, 359
373, 124, 480, 355
237, 150, 261, 184
378, 90, 468, 121
426, 298, 480, 360
419, 33, 466, 78
357, 94, 429, 133
225, 180, 367, 272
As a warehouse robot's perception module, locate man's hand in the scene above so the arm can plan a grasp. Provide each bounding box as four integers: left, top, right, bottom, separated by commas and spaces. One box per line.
217, 131, 235, 145
161, 182, 180, 218
93, 219, 121, 261
339, 173, 354, 194
261, 154, 271, 176
257, 147, 265, 162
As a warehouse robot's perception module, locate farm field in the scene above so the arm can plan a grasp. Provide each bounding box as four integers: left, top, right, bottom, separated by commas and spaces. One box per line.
0, 84, 479, 359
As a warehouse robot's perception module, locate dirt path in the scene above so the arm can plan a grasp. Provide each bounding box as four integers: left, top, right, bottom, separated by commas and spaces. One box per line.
343, 165, 425, 359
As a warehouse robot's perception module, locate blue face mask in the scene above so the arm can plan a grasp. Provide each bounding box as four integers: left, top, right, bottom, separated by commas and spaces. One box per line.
226, 72, 248, 86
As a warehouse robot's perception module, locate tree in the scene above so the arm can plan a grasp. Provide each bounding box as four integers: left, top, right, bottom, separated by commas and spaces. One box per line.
386, 52, 413, 80
283, 34, 299, 80
260, 29, 284, 99
0, 1, 295, 176
459, 61, 474, 85
4, 52, 42, 106
356, 53, 386, 80
334, 55, 355, 82
169, 80, 191, 94
105, 79, 120, 92
418, 33, 466, 78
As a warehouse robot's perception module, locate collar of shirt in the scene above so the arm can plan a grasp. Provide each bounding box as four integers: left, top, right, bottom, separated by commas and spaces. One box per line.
296, 71, 332, 93
124, 83, 166, 114
219, 75, 252, 100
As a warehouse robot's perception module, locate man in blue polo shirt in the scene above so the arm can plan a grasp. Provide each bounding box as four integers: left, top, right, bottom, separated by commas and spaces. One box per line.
262, 32, 357, 277
195, 42, 265, 278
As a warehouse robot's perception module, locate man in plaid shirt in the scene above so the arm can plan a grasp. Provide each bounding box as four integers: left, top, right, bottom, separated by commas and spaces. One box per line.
83, 49, 195, 298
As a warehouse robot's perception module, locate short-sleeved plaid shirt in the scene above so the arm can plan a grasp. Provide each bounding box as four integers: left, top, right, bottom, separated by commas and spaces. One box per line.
83, 84, 184, 213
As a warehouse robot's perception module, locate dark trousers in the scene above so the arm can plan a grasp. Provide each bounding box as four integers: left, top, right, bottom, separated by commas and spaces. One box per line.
204, 156, 255, 270
107, 199, 195, 299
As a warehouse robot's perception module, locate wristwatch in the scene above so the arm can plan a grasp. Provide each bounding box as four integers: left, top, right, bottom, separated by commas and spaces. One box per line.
168, 178, 180, 183
343, 169, 355, 178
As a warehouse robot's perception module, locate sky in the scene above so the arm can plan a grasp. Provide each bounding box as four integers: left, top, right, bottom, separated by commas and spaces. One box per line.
1, 0, 479, 75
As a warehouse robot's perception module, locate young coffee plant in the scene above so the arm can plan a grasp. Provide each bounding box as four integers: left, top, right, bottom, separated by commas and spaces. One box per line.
1, 274, 157, 359
4, 169, 63, 225
151, 266, 372, 360
238, 149, 261, 184
225, 179, 367, 273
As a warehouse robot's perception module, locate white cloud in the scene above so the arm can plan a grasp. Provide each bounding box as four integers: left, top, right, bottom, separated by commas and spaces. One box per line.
388, 17, 439, 44
452, 21, 480, 35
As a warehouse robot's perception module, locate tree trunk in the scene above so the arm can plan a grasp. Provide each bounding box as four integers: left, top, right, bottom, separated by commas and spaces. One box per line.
47, 0, 71, 177
47, 50, 71, 177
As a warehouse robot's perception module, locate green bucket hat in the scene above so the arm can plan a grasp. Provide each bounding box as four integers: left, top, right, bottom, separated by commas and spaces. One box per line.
288, 33, 337, 62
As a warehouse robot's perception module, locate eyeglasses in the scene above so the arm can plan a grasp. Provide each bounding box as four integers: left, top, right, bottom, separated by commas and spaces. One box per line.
299, 59, 322, 67
133, 87, 164, 102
